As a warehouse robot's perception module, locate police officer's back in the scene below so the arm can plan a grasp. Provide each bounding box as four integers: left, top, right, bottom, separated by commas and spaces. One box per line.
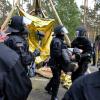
62, 70, 100, 100
0, 35, 32, 100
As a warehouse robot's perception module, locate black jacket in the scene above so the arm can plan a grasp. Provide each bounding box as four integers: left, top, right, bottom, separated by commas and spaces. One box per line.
49, 36, 71, 72
71, 37, 92, 54
50, 36, 69, 63
63, 71, 100, 100
0, 43, 32, 100
50, 37, 63, 59
4, 35, 33, 66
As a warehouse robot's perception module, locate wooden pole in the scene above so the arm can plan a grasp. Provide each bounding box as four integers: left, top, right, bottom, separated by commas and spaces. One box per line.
18, 0, 20, 6
1, 0, 19, 31
84, 0, 86, 25
93, 0, 96, 41
48, 0, 63, 25
13, 0, 14, 7
48, 0, 71, 47
96, 45, 99, 67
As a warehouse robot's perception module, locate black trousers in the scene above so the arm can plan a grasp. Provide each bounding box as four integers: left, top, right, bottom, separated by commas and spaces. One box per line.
71, 60, 89, 82
92, 52, 96, 66
45, 66, 61, 98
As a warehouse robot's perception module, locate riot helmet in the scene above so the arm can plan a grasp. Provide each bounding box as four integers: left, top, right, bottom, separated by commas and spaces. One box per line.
76, 26, 87, 37
6, 16, 32, 36
54, 25, 69, 36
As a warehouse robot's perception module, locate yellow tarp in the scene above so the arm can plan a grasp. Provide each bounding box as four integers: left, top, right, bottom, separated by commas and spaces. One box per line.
17, 7, 55, 64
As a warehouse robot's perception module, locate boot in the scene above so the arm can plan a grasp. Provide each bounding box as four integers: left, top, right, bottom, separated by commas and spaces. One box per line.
45, 87, 52, 95
51, 96, 58, 100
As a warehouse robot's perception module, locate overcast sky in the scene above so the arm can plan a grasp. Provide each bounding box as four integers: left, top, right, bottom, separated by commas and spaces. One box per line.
8, 0, 95, 9
75, 0, 95, 9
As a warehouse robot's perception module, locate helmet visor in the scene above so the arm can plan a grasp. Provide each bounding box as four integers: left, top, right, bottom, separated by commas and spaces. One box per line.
76, 31, 79, 37
23, 17, 32, 25
61, 27, 69, 34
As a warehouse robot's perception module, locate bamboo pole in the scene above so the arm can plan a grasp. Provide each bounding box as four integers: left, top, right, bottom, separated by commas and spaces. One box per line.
48, 0, 71, 47
1, 0, 19, 31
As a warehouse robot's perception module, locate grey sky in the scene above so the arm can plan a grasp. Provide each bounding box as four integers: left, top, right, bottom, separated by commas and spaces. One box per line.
8, 0, 95, 9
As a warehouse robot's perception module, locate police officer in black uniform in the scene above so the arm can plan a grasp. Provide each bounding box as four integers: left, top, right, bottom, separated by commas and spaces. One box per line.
0, 34, 32, 100
71, 26, 92, 82
62, 69, 100, 100
4, 16, 40, 74
45, 25, 72, 100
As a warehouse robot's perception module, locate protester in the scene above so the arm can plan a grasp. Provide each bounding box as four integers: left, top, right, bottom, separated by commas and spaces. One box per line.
4, 16, 40, 75
71, 26, 92, 82
0, 33, 32, 100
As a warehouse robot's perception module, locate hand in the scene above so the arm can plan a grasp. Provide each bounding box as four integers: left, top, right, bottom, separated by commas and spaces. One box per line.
33, 48, 40, 57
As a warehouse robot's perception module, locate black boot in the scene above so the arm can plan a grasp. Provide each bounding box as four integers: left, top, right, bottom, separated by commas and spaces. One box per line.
45, 87, 52, 95
51, 96, 58, 100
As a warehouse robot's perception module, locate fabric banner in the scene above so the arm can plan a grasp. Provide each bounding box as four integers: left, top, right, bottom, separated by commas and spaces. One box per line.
17, 7, 55, 64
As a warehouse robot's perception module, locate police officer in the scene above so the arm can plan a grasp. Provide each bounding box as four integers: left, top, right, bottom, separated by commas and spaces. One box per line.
71, 26, 92, 82
62, 69, 100, 100
4, 16, 40, 74
45, 25, 72, 100
0, 33, 32, 100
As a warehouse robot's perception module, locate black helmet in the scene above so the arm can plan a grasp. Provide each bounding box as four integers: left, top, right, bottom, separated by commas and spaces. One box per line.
6, 16, 24, 33
6, 16, 32, 33
54, 25, 68, 35
76, 26, 87, 37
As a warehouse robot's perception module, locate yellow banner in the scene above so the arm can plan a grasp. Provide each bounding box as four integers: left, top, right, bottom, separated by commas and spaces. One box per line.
17, 7, 55, 64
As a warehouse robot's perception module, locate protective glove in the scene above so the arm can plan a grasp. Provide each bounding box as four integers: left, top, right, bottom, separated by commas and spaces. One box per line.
81, 53, 91, 62
81, 53, 91, 58
32, 48, 40, 57
73, 48, 81, 61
